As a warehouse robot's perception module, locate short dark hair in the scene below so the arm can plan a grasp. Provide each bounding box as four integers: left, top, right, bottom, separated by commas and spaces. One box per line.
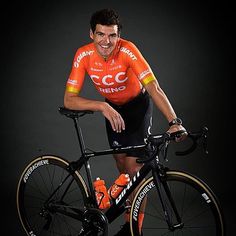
90, 8, 122, 33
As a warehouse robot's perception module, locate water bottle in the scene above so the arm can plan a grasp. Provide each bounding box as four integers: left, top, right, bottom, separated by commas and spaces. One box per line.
108, 174, 130, 200
93, 177, 111, 209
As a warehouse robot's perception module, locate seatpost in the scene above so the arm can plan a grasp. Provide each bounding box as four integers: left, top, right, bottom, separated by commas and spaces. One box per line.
72, 117, 95, 200
72, 117, 87, 155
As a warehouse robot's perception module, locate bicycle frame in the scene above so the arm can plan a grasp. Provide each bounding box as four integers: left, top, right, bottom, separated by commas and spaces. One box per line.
65, 116, 182, 228
18, 107, 224, 236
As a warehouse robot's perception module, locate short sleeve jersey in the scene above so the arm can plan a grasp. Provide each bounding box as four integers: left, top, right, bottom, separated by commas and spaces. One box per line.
66, 38, 156, 105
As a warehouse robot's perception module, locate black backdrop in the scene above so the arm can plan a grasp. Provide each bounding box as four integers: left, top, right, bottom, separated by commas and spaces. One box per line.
2, 0, 234, 235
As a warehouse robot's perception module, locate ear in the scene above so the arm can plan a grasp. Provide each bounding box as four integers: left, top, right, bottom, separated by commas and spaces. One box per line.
90, 29, 94, 40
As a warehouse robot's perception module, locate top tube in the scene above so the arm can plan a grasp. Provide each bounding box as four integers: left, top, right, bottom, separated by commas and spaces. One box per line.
59, 106, 208, 160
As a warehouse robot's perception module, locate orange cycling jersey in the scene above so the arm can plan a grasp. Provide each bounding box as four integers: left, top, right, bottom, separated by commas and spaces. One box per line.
66, 38, 156, 105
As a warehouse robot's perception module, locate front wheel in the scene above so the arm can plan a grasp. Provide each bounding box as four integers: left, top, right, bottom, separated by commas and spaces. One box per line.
17, 155, 89, 236
130, 171, 225, 236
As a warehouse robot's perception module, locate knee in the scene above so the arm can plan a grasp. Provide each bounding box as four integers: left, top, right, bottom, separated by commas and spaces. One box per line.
113, 154, 143, 177
113, 154, 126, 173
125, 162, 142, 178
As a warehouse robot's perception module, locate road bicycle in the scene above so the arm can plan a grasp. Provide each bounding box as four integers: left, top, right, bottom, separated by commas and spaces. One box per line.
16, 107, 225, 236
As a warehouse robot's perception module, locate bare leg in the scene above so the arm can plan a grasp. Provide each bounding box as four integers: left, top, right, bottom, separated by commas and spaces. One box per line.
113, 154, 146, 233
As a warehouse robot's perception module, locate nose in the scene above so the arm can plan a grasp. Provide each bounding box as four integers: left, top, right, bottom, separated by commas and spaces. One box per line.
103, 35, 111, 44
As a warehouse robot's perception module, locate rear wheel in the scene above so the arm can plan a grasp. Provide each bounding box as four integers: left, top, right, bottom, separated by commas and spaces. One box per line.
17, 155, 89, 236
130, 171, 225, 236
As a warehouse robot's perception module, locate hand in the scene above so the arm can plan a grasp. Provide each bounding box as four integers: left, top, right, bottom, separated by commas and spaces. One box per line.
167, 124, 187, 142
101, 102, 125, 133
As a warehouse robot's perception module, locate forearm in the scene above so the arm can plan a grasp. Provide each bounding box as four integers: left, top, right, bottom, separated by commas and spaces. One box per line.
64, 91, 125, 132
145, 81, 177, 122
64, 91, 104, 112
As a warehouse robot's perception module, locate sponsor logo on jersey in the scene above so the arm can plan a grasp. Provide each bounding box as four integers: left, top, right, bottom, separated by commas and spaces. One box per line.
109, 65, 122, 71
90, 71, 128, 86
98, 86, 126, 93
90, 72, 128, 94
110, 59, 115, 65
95, 62, 103, 67
67, 79, 78, 86
120, 47, 137, 61
74, 50, 94, 68
91, 67, 103, 72
139, 69, 151, 80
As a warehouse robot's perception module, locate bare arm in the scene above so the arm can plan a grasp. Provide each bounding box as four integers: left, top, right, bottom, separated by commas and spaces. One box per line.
64, 90, 104, 111
144, 80, 186, 135
64, 90, 125, 132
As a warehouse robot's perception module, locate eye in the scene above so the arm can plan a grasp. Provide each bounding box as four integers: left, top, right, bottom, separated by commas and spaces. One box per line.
96, 32, 104, 37
110, 34, 118, 38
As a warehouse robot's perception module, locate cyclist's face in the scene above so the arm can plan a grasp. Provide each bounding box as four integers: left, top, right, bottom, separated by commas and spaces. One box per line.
90, 24, 120, 59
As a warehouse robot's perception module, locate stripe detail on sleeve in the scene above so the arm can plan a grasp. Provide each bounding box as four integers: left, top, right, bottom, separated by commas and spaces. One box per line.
141, 76, 156, 85
66, 86, 80, 94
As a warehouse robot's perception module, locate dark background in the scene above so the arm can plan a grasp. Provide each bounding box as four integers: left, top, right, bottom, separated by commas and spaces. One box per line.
2, 0, 234, 235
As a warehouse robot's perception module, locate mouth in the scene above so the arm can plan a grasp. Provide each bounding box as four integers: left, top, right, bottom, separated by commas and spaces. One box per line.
97, 44, 113, 58
100, 44, 110, 49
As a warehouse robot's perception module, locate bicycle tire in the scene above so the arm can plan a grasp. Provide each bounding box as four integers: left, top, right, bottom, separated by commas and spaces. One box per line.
17, 155, 89, 236
130, 170, 225, 236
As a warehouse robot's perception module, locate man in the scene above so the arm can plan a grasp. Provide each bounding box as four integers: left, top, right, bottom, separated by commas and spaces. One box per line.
64, 8, 186, 235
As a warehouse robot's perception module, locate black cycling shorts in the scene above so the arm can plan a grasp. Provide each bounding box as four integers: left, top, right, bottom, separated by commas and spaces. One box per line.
105, 90, 153, 158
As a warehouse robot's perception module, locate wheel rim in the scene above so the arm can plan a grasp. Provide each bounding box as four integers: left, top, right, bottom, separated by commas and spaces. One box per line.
130, 173, 224, 236
17, 156, 88, 236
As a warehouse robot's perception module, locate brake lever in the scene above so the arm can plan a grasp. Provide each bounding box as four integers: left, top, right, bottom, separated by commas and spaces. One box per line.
162, 140, 170, 162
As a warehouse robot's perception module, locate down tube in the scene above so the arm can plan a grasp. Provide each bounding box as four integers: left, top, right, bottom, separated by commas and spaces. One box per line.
105, 164, 150, 223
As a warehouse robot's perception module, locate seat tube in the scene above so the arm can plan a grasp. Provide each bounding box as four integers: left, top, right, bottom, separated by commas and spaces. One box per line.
73, 118, 86, 155
73, 118, 96, 202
